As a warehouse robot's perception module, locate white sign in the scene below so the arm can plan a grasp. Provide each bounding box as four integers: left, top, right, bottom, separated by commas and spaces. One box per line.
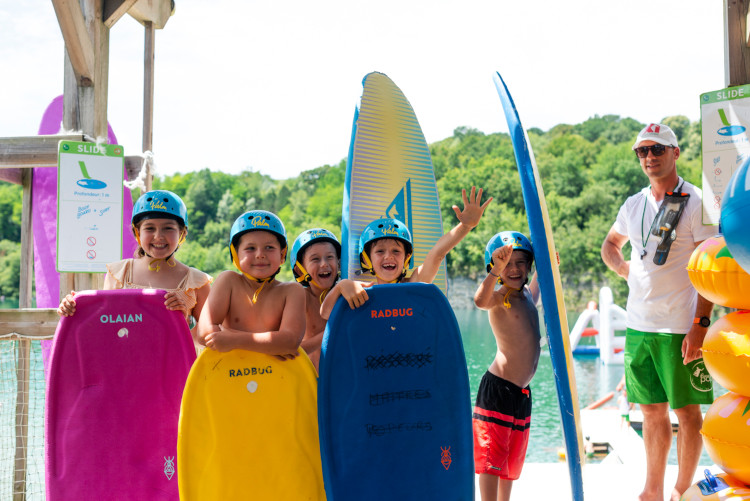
700, 84, 750, 225
56, 141, 124, 272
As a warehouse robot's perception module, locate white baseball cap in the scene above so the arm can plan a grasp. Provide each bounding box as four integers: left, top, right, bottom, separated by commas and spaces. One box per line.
632, 123, 679, 149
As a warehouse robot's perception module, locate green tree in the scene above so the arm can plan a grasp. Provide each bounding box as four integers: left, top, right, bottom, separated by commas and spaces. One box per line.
0, 240, 21, 299
0, 183, 22, 241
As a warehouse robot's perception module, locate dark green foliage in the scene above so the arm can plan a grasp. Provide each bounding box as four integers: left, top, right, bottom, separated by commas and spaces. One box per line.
0, 183, 22, 242
3, 115, 708, 311
0, 240, 21, 299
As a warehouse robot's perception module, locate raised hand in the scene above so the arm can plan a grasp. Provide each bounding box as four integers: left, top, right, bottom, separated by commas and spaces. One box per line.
491, 244, 514, 273
452, 186, 493, 229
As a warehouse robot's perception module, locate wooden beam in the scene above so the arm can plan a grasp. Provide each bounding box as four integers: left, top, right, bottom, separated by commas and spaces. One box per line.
51, 0, 95, 85
727, 0, 750, 85
0, 309, 59, 338
0, 135, 143, 182
103, 0, 139, 28
143, 21, 155, 192
0, 135, 85, 169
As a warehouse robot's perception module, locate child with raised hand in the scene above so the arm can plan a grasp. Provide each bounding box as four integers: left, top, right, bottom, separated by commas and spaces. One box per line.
290, 228, 342, 370
57, 190, 212, 338
197, 210, 305, 358
321, 186, 491, 318
473, 231, 541, 501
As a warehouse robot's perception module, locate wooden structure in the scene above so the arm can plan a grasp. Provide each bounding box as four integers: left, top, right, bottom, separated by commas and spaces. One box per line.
0, 2, 173, 499
726, 0, 750, 86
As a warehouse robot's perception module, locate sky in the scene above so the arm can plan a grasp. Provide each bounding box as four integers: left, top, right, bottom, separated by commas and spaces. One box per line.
1, 1, 726, 180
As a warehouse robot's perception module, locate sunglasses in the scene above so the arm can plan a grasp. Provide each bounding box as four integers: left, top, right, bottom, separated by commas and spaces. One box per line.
634, 144, 673, 158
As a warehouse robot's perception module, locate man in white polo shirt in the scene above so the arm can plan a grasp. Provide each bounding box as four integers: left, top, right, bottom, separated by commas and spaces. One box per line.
601, 123, 715, 501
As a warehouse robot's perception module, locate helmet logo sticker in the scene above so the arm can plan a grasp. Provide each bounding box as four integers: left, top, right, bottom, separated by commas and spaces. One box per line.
250, 215, 271, 229
148, 199, 168, 211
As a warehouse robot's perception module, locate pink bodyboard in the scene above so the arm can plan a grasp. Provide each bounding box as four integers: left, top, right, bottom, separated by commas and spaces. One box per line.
45, 289, 196, 500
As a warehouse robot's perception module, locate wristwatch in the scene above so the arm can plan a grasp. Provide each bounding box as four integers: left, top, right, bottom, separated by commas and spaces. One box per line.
693, 316, 711, 328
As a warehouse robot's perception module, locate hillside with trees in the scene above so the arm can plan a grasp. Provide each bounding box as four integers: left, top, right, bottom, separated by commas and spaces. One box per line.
0, 115, 707, 311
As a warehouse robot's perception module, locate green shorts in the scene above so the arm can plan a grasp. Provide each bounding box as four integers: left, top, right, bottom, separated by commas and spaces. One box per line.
624, 328, 713, 409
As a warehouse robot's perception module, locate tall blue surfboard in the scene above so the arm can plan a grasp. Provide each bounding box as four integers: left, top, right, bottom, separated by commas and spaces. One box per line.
493, 72, 585, 500
317, 283, 473, 500
341, 72, 447, 294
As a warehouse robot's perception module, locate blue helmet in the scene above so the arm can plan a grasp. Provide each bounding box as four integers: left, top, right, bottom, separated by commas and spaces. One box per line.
359, 217, 413, 273
290, 228, 341, 282
230, 210, 287, 251
485, 231, 533, 272
132, 190, 188, 227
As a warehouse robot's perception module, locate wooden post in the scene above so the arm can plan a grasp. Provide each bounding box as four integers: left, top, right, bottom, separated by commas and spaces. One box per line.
13, 169, 34, 500
726, 0, 750, 86
143, 21, 155, 192
60, 0, 111, 300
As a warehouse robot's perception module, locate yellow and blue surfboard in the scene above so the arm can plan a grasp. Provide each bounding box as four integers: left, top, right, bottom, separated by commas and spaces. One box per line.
341, 72, 447, 294
493, 72, 585, 500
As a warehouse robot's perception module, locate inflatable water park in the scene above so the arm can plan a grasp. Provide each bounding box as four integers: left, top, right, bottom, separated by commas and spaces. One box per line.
3, 2, 750, 501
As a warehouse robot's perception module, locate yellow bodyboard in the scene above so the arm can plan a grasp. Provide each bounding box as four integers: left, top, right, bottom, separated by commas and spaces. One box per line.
178, 347, 325, 500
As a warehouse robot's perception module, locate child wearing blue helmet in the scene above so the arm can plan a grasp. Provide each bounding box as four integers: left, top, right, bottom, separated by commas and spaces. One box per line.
290, 228, 342, 371
58, 190, 212, 338
197, 210, 305, 357
473, 231, 541, 501
321, 186, 492, 318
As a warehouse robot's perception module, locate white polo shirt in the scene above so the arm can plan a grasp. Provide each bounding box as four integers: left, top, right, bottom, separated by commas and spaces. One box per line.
612, 178, 716, 333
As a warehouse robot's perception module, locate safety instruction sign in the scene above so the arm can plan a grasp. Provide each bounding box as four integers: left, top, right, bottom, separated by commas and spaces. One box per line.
56, 140, 123, 272
700, 84, 750, 225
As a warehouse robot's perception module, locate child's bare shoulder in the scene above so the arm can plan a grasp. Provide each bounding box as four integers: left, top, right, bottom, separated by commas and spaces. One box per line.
276, 281, 306, 299
212, 270, 243, 289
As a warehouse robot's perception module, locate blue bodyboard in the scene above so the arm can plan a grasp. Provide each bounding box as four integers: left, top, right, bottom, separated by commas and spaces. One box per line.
317, 283, 473, 500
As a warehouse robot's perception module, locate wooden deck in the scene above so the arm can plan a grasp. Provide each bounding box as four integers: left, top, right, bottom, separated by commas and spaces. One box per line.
481, 463, 717, 500
472, 409, 717, 500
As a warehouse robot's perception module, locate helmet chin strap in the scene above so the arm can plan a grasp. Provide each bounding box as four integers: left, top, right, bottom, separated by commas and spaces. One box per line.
489, 264, 525, 309
294, 261, 323, 289
501, 286, 520, 309
294, 261, 340, 304
230, 244, 282, 304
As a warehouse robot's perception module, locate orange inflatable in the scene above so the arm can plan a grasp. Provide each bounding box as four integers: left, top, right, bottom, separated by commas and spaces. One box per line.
701, 392, 750, 485
702, 311, 750, 396
687, 236, 750, 310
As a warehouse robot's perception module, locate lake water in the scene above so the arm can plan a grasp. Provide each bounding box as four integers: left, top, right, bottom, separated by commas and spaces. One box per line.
455, 307, 723, 466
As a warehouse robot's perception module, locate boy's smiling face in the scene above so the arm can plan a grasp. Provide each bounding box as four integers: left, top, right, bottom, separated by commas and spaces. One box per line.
299, 241, 339, 291
236, 230, 285, 279
499, 250, 532, 288
369, 238, 406, 283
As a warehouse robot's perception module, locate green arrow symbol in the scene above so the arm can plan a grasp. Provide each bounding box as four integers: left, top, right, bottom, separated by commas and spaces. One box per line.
78, 161, 92, 179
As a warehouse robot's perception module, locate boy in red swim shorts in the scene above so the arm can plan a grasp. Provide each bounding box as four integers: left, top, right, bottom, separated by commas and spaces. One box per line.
473, 232, 541, 501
